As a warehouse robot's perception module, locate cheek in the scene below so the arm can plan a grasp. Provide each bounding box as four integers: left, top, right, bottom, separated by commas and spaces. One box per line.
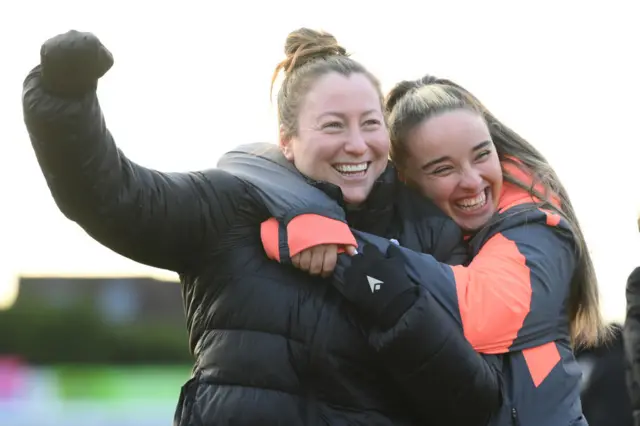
426, 180, 455, 206
370, 132, 390, 157
487, 158, 503, 187
293, 138, 326, 168
414, 176, 456, 209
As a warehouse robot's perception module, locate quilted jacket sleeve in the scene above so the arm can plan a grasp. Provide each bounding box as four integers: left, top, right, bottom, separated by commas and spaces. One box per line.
22, 65, 248, 273
331, 232, 501, 425
624, 267, 640, 426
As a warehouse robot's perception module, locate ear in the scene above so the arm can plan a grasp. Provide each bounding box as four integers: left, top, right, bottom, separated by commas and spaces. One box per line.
279, 126, 295, 161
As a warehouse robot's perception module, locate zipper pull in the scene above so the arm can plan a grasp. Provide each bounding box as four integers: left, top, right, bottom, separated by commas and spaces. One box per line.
511, 408, 519, 425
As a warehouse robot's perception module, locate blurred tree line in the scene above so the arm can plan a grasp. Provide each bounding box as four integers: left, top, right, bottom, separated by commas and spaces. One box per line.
0, 277, 192, 365
0, 301, 191, 364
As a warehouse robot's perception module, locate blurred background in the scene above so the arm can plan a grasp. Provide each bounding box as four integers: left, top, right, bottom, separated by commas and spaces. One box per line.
0, 0, 638, 425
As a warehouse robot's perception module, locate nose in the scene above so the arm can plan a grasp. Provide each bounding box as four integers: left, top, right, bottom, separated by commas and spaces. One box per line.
343, 129, 368, 156
459, 167, 483, 191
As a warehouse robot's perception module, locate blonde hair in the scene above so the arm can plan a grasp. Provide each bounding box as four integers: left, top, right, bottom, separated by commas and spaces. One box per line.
386, 75, 608, 348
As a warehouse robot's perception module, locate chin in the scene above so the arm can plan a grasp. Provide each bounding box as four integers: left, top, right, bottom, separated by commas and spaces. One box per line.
342, 190, 370, 207
460, 223, 482, 232
458, 216, 493, 232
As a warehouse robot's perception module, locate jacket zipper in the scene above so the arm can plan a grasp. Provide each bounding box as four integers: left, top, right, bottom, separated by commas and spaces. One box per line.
511, 408, 520, 426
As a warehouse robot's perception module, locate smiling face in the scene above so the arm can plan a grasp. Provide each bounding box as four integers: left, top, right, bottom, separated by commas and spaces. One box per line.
402, 108, 503, 231
280, 72, 390, 206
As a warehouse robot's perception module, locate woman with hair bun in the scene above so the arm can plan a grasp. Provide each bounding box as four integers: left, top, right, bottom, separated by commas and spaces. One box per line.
22, 28, 500, 425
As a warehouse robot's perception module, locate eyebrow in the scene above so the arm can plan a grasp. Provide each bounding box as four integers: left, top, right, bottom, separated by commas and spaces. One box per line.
318, 109, 380, 120
421, 140, 491, 170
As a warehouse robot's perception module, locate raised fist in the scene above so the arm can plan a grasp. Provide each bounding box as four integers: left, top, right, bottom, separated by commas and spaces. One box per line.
40, 30, 114, 97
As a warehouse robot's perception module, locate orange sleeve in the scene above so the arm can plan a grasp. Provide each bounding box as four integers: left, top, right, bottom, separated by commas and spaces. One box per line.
260, 218, 281, 261
449, 223, 574, 355
451, 233, 531, 353
261, 214, 358, 261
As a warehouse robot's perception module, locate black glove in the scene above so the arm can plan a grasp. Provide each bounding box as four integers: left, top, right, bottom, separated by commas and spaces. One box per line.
40, 30, 114, 98
335, 243, 419, 329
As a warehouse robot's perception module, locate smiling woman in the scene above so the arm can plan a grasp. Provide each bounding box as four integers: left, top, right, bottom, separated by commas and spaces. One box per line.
20, 26, 505, 426
386, 74, 605, 343
265, 72, 610, 425
399, 107, 503, 231
279, 73, 389, 205
272, 29, 389, 205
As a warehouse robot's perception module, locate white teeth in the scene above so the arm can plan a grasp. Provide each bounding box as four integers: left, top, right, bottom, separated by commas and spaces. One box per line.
334, 163, 368, 173
457, 190, 487, 210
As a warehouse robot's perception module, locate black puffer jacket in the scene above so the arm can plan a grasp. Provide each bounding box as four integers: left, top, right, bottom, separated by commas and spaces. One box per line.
624, 267, 640, 426
23, 64, 500, 425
